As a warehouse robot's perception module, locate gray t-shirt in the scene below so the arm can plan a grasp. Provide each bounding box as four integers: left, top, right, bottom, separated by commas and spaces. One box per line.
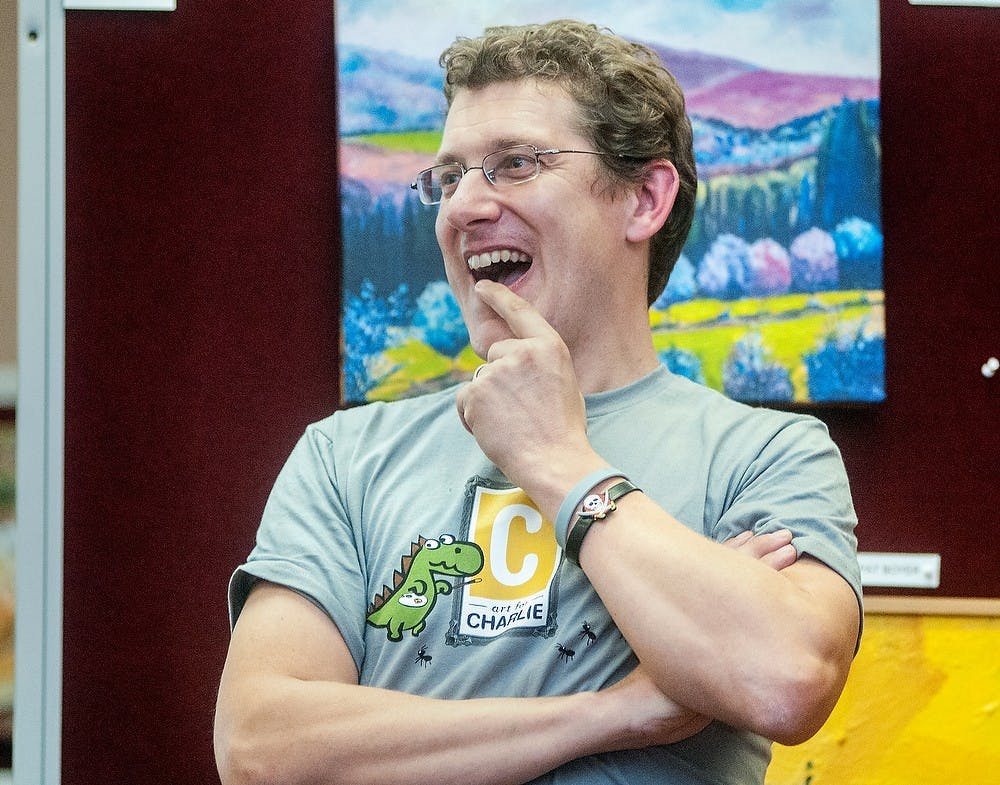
230, 366, 861, 785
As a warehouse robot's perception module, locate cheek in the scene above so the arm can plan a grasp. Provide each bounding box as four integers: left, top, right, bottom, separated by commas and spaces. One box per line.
436, 215, 463, 270
434, 209, 452, 251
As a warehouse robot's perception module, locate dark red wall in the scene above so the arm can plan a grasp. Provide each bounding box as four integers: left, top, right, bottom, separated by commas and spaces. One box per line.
64, 3, 339, 783
61, 2, 997, 783
821, 2, 998, 598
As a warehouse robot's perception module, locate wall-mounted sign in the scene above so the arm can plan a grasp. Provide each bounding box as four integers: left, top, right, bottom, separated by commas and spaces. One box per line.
909, 1, 1000, 6
64, 1, 175, 10
859, 552, 942, 589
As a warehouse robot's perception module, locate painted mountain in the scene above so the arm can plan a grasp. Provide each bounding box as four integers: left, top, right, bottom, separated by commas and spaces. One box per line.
339, 41, 878, 133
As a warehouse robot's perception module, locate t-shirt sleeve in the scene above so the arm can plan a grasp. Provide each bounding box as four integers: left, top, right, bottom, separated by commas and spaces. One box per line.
227, 420, 368, 671
711, 414, 863, 621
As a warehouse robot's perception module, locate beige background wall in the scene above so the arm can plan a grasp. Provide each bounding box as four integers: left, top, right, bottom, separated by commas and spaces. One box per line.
0, 0, 16, 407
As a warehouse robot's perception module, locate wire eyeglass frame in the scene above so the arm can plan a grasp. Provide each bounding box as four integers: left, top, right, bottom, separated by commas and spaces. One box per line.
410, 143, 611, 206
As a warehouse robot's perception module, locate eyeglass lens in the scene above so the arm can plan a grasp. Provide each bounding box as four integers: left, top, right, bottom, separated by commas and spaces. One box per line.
414, 145, 541, 205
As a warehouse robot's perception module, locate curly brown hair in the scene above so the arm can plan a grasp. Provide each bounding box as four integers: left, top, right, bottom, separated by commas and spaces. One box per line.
440, 19, 696, 305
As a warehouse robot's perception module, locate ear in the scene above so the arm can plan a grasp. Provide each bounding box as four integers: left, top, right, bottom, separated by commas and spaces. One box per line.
625, 159, 679, 243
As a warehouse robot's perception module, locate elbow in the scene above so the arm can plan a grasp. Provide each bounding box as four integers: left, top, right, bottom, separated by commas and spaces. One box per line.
215, 732, 267, 785
215, 717, 288, 785
215, 714, 357, 785
749, 655, 848, 746
763, 707, 829, 747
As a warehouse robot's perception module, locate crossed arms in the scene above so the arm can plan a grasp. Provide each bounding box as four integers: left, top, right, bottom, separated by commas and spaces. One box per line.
214, 282, 860, 785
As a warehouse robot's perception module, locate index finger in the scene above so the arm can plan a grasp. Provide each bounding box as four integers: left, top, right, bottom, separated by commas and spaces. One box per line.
474, 279, 559, 340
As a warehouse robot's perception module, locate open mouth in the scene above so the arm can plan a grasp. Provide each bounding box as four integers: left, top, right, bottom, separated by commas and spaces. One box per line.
467, 249, 532, 287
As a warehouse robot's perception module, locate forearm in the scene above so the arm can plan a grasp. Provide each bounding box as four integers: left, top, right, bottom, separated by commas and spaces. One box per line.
215, 671, 698, 785
217, 675, 591, 785
214, 583, 704, 785
574, 490, 857, 742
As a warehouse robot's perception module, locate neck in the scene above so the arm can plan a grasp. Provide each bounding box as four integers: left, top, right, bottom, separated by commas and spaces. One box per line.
569, 317, 660, 395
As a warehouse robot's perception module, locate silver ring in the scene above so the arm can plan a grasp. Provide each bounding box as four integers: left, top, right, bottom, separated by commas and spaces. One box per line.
473, 364, 487, 381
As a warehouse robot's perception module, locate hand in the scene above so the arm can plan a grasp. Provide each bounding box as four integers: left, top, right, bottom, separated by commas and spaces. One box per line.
724, 528, 797, 571
455, 281, 599, 494
598, 666, 711, 749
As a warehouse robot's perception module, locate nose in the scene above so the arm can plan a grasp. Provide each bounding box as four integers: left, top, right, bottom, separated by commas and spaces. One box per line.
440, 167, 501, 229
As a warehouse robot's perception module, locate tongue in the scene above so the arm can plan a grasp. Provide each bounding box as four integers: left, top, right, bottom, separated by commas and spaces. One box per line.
497, 261, 531, 287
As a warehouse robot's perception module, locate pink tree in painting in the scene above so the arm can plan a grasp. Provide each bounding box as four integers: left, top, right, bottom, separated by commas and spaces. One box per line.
747, 238, 792, 296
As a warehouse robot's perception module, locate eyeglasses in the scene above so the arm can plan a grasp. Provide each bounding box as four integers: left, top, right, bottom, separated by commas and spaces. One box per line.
410, 143, 609, 206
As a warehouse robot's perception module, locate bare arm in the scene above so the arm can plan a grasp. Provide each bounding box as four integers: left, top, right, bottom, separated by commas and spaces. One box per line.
456, 280, 860, 745
214, 582, 708, 785
578, 508, 858, 744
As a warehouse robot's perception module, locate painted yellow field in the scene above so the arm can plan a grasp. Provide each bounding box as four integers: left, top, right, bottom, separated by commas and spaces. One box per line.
651, 291, 884, 399
365, 291, 884, 403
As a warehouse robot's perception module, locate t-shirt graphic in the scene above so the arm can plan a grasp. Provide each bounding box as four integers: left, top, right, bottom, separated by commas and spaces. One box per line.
447, 476, 561, 646
365, 476, 561, 646
366, 533, 484, 642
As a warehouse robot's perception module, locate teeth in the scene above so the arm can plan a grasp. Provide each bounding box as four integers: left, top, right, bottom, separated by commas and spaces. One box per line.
467, 250, 530, 270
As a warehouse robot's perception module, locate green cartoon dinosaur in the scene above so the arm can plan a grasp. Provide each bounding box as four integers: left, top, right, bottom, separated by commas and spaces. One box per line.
367, 534, 484, 642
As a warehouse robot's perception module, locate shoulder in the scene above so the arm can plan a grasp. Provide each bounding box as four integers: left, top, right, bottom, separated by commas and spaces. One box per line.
660, 370, 830, 444
646, 375, 848, 497
307, 385, 462, 444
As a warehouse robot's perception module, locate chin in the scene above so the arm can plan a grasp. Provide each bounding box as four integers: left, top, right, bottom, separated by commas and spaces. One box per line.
467, 318, 515, 360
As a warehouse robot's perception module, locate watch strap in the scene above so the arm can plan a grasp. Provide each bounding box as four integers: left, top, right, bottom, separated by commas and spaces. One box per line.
564, 479, 640, 566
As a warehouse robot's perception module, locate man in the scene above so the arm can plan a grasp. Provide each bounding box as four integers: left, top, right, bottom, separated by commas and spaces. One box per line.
215, 20, 861, 785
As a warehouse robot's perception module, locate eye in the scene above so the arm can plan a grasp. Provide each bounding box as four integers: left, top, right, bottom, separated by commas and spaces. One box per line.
439, 534, 455, 545
489, 148, 538, 184
496, 153, 531, 173
424, 538, 441, 550
436, 165, 464, 194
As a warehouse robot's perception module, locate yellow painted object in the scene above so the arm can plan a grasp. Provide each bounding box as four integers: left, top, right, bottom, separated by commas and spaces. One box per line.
768, 614, 1000, 785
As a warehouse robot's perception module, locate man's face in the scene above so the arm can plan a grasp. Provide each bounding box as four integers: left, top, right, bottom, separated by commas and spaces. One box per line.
434, 79, 637, 359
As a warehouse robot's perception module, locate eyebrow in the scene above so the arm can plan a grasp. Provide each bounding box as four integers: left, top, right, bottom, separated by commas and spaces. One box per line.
434, 138, 534, 166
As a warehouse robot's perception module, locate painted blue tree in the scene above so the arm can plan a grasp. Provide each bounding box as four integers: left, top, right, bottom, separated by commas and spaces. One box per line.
723, 333, 794, 402
655, 254, 697, 307
834, 217, 883, 290
342, 280, 413, 401
659, 347, 706, 385
806, 328, 885, 402
412, 280, 469, 357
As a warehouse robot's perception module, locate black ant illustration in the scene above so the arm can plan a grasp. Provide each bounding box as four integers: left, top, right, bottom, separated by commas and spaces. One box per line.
579, 621, 597, 646
414, 645, 432, 667
556, 643, 575, 663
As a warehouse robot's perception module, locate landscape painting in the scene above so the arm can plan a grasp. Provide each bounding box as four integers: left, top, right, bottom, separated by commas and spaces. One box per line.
337, 0, 884, 405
